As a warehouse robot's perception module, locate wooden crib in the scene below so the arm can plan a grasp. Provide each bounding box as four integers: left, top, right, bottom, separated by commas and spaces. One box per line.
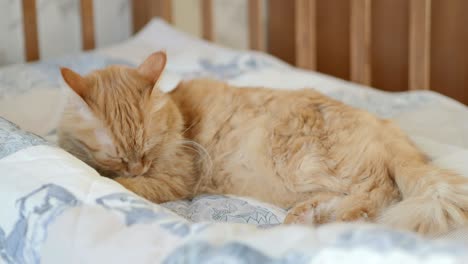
20, 0, 468, 104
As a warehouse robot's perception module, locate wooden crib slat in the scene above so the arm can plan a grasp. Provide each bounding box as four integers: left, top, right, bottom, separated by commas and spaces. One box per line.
350, 0, 372, 85
80, 0, 95, 50
161, 0, 173, 23
294, 0, 317, 70
409, 0, 432, 90
132, 0, 149, 33
249, 0, 265, 51
132, 0, 172, 33
21, 0, 39, 61
201, 0, 214, 41
149, 0, 173, 23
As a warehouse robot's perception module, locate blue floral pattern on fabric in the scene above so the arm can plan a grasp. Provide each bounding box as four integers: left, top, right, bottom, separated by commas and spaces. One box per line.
162, 195, 285, 227
96, 193, 191, 237
1, 183, 468, 264
96, 193, 169, 226
0, 184, 80, 264
0, 53, 134, 97
163, 242, 312, 264
1, 49, 468, 263
171, 54, 273, 80
0, 117, 51, 159
332, 229, 467, 256
324, 89, 436, 118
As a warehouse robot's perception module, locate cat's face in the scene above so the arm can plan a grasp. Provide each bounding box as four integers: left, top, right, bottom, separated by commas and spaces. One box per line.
58, 51, 180, 178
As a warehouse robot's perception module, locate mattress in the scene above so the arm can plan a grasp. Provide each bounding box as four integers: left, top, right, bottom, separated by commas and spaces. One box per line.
1, 19, 468, 263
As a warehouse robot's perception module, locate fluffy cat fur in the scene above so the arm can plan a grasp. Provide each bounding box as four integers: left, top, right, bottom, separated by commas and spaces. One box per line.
58, 51, 468, 236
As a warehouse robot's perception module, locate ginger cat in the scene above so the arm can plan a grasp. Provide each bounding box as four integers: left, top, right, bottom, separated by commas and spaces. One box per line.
58, 51, 468, 236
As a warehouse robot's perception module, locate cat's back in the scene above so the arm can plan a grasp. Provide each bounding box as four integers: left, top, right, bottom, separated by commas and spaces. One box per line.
170, 79, 374, 164
170, 79, 378, 206
170, 78, 343, 115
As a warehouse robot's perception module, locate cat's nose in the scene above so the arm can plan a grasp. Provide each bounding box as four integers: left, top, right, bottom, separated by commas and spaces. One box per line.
127, 162, 148, 176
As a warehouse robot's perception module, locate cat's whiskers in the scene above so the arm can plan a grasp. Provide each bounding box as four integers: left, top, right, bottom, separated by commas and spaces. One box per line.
178, 139, 213, 177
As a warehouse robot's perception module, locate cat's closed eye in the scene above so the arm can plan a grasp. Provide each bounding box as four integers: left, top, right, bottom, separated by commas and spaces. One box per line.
94, 153, 123, 165
93, 150, 150, 177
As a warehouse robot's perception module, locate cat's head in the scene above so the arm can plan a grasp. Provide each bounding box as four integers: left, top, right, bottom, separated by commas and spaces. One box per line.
58, 51, 183, 178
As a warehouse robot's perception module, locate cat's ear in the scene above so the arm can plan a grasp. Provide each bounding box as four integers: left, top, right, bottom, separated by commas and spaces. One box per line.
61, 67, 89, 98
137, 51, 167, 84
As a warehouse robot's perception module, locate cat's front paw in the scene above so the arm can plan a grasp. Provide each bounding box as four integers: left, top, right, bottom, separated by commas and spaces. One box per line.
284, 195, 335, 225
114, 177, 133, 191
284, 203, 317, 225
285, 194, 374, 226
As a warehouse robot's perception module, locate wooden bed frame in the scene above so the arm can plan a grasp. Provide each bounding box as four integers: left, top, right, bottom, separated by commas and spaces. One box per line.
19, 0, 468, 104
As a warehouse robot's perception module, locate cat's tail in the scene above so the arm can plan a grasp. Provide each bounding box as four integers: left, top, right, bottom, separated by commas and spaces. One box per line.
378, 124, 468, 235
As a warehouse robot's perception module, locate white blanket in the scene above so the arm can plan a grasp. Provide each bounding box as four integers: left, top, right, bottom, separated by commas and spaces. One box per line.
1, 19, 468, 263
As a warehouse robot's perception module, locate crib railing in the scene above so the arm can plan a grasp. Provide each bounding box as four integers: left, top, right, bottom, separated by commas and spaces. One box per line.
21, 0, 98, 59
18, 0, 433, 88
21, 0, 39, 61
20, 0, 266, 61
80, 0, 95, 51
408, 0, 432, 91
131, 0, 173, 34
19, 0, 467, 104
292, 0, 432, 91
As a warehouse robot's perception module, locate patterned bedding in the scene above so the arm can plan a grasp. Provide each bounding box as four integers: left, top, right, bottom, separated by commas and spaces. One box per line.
1, 19, 468, 263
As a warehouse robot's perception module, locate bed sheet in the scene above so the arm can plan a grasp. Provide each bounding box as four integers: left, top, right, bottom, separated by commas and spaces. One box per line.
1, 19, 468, 263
